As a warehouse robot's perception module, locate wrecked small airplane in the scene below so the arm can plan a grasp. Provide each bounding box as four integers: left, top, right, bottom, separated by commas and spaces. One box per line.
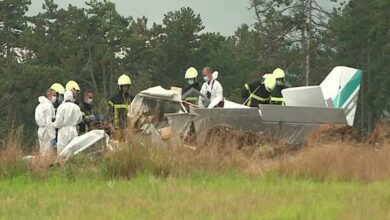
53, 66, 362, 158
129, 66, 363, 146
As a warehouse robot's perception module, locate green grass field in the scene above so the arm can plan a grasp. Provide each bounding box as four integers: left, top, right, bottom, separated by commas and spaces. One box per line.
1, 129, 390, 220
1, 173, 389, 220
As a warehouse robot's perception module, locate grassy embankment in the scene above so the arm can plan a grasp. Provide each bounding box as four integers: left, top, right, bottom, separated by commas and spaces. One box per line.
0, 126, 390, 219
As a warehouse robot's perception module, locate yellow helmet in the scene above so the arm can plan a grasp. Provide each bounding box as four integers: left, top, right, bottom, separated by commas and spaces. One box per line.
50, 83, 65, 94
273, 68, 285, 79
118, 74, 131, 85
185, 67, 198, 79
65, 80, 80, 91
263, 74, 276, 92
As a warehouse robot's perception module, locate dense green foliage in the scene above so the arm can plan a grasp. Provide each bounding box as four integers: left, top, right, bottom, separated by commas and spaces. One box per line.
0, 0, 389, 142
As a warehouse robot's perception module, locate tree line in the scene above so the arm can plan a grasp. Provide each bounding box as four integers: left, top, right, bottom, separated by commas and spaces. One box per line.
0, 0, 389, 145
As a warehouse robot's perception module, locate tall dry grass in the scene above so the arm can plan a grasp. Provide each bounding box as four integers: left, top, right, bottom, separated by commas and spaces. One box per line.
275, 143, 390, 182
104, 124, 390, 182
0, 127, 26, 177
102, 134, 251, 179
1, 123, 390, 183
0, 126, 58, 178
273, 122, 390, 182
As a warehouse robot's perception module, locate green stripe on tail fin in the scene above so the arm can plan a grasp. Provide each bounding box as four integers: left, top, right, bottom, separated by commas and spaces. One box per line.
332, 70, 363, 108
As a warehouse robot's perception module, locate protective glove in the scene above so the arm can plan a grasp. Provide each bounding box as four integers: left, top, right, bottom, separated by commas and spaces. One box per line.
89, 114, 96, 122
86, 114, 96, 122
98, 113, 105, 121
202, 99, 210, 108
50, 139, 57, 148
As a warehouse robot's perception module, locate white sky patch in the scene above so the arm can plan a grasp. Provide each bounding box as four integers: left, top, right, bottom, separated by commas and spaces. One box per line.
28, 0, 337, 36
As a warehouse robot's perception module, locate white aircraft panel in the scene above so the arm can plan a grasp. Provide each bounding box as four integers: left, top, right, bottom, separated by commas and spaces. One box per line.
282, 86, 327, 107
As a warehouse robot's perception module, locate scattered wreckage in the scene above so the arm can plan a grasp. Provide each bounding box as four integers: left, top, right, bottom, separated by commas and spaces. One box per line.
130, 66, 362, 147
28, 66, 361, 160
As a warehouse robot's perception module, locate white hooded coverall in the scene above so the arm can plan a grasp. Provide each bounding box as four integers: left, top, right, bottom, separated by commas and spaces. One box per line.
199, 72, 224, 108
54, 90, 82, 155
35, 96, 56, 155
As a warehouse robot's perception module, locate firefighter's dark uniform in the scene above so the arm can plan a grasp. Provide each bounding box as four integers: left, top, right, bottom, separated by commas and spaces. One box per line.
182, 83, 200, 105
108, 92, 133, 128
270, 83, 287, 105
242, 79, 272, 107
79, 101, 94, 134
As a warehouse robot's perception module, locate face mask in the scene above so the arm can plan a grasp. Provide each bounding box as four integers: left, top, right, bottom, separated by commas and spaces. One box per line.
187, 79, 195, 85
276, 80, 284, 86
86, 98, 93, 104
51, 96, 57, 104
58, 95, 64, 103
203, 76, 209, 82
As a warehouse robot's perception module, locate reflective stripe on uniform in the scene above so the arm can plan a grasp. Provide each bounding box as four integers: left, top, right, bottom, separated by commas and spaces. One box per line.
250, 93, 268, 102
185, 97, 198, 101
270, 97, 285, 102
109, 100, 130, 127
244, 83, 252, 106
114, 104, 130, 109
247, 93, 269, 106
270, 96, 285, 105
245, 83, 268, 106
184, 96, 198, 104
244, 83, 251, 93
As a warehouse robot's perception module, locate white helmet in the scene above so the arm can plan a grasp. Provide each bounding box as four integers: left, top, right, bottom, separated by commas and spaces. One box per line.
118, 74, 132, 85
273, 68, 285, 79
185, 67, 198, 79
65, 80, 80, 92
50, 83, 65, 94
263, 74, 276, 92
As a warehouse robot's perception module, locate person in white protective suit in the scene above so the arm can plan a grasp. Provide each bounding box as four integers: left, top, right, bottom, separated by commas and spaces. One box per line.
54, 90, 83, 156
198, 66, 224, 108
35, 88, 57, 155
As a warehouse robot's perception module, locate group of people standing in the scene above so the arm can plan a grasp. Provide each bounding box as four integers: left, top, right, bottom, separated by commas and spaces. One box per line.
242, 68, 288, 107
182, 66, 224, 109
35, 81, 82, 156
182, 66, 288, 108
35, 67, 288, 157
34, 74, 133, 157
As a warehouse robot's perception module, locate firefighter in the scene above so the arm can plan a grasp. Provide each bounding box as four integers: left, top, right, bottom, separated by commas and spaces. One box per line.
108, 74, 133, 129
65, 80, 81, 105
242, 74, 276, 107
79, 90, 96, 134
50, 83, 65, 148
50, 83, 65, 109
182, 67, 200, 105
270, 68, 287, 105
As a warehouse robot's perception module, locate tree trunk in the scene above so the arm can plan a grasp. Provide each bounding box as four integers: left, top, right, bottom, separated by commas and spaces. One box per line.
5, 24, 11, 61
359, 48, 368, 136
109, 60, 114, 96
305, 0, 312, 86
88, 49, 99, 96
300, 0, 307, 86
359, 81, 365, 136
102, 62, 107, 98
367, 50, 373, 133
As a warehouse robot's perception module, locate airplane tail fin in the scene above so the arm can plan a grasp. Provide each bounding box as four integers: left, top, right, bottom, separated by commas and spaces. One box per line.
320, 66, 363, 126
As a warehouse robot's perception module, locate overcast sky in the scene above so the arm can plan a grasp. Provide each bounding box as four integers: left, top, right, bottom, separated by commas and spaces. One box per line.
28, 0, 336, 35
